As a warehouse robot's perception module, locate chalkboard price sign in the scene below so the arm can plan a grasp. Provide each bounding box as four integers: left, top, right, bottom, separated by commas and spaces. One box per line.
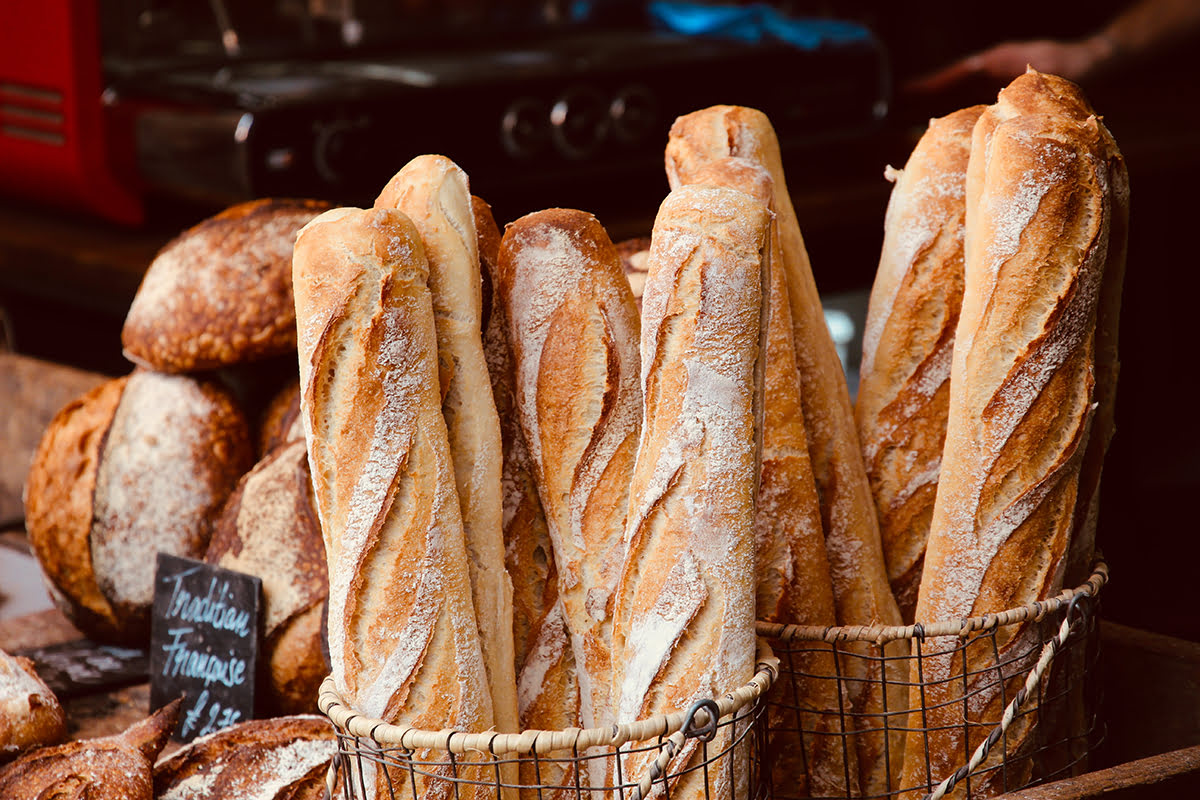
149, 553, 261, 742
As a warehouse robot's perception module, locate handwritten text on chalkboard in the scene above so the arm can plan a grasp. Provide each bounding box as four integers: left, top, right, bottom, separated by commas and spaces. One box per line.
150, 554, 261, 742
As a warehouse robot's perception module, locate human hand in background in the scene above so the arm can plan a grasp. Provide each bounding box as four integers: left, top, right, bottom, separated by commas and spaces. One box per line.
906, 37, 1115, 92
905, 0, 1200, 93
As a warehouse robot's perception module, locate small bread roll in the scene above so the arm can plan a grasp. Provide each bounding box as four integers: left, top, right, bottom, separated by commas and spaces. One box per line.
615, 236, 652, 309
257, 379, 303, 457
1, 650, 66, 760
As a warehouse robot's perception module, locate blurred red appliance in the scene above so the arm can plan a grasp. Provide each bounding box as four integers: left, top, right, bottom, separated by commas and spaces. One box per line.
0, 0, 144, 224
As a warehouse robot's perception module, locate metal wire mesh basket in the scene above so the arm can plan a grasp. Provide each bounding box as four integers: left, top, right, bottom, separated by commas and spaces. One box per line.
755, 562, 1107, 800
318, 642, 779, 800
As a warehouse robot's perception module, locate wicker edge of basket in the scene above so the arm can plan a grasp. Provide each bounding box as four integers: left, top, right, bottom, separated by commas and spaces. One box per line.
755, 561, 1108, 646
319, 639, 781, 758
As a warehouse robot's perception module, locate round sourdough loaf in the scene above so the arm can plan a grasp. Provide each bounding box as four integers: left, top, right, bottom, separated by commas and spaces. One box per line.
122, 198, 330, 373
206, 439, 328, 714
24, 370, 252, 644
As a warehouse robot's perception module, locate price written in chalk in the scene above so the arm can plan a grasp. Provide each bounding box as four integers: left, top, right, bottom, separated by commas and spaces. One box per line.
180, 688, 243, 739
150, 554, 261, 743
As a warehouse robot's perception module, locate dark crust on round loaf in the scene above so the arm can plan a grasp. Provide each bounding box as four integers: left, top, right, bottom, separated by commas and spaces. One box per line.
24, 376, 129, 640
0, 700, 178, 798
206, 440, 328, 713
258, 378, 303, 456
267, 601, 328, 714
122, 198, 331, 373
153, 715, 333, 800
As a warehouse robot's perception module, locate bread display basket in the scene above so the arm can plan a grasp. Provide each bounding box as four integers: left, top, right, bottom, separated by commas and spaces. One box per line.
757, 562, 1107, 800
317, 563, 1103, 800
318, 641, 779, 800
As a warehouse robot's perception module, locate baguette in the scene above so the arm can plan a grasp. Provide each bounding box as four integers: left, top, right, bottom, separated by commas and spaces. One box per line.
293, 206, 494, 800
496, 208, 642, 784
478, 197, 580, 796
666, 106, 907, 795
898, 103, 1122, 797
679, 157, 854, 797
855, 105, 985, 623
951, 69, 1127, 788
476, 195, 558, 677
377, 158, 518, 744
971, 69, 1128, 588
610, 184, 768, 800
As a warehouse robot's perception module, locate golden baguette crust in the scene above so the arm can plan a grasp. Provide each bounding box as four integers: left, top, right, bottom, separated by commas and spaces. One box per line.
977, 72, 1127, 783
977, 70, 1128, 588
206, 440, 329, 714
377, 158, 518, 742
153, 715, 335, 800
0, 651, 66, 760
611, 184, 768, 800
497, 208, 642, 755
856, 105, 984, 623
293, 207, 494, 800
0, 699, 178, 798
665, 104, 901, 629
515, 603, 580, 797
666, 105, 907, 796
477, 196, 557, 677
899, 108, 1119, 797
478, 198, 579, 798
680, 157, 853, 797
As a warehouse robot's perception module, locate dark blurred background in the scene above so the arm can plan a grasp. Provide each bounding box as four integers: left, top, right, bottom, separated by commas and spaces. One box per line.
2, 0, 1197, 642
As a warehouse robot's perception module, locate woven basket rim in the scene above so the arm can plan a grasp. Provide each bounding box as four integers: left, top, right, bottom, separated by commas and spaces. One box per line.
755, 560, 1108, 645
319, 639, 779, 756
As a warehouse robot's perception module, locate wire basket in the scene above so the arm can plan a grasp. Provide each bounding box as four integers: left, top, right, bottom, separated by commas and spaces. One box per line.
318, 642, 779, 800
756, 562, 1107, 800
